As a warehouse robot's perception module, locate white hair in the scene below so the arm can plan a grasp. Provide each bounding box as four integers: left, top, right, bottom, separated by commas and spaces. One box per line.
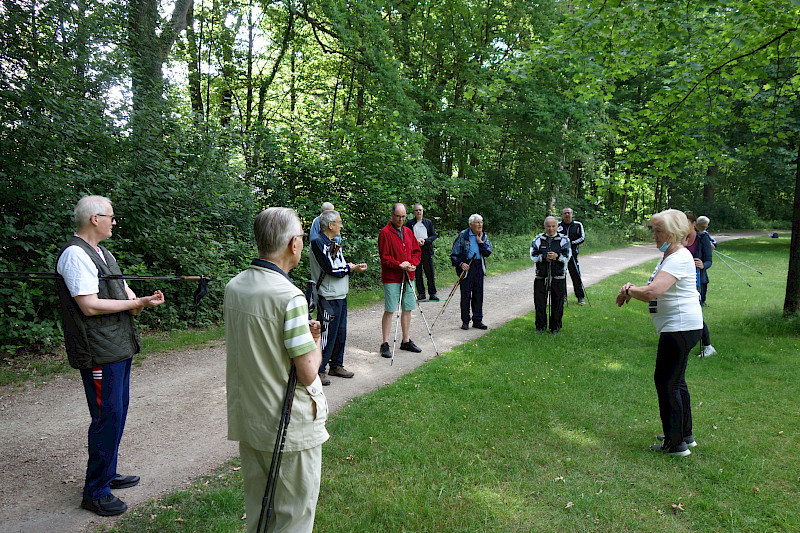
697, 216, 710, 227
318, 209, 340, 230
254, 207, 303, 258
320, 202, 334, 213
468, 213, 483, 225
74, 195, 112, 229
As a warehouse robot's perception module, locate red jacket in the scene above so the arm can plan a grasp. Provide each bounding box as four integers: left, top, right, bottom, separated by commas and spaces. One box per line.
378, 222, 421, 283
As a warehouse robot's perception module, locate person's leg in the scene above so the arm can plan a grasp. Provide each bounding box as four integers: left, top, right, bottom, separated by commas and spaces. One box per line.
328, 299, 347, 369
701, 321, 711, 347
317, 298, 339, 373
471, 268, 484, 322
699, 283, 708, 305
80, 358, 131, 501
533, 278, 546, 330
460, 272, 474, 325
414, 263, 426, 298
423, 253, 437, 296
240, 442, 322, 533
568, 256, 585, 299
654, 330, 701, 445
382, 283, 401, 343
550, 278, 566, 331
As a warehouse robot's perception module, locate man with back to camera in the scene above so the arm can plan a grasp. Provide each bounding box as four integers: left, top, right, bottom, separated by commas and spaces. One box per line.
225, 207, 328, 533
530, 216, 572, 333
405, 203, 439, 301
309, 209, 367, 385
558, 207, 587, 305
56, 195, 165, 516
309, 201, 340, 244
450, 214, 493, 330
378, 203, 422, 358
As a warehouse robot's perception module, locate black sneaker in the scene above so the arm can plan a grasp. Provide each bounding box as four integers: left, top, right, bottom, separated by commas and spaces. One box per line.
380, 342, 392, 358
109, 475, 140, 489
650, 439, 691, 456
418, 294, 427, 301
428, 294, 440, 301
400, 340, 422, 352
472, 321, 488, 330
461, 322, 469, 330
657, 434, 697, 447
81, 493, 128, 516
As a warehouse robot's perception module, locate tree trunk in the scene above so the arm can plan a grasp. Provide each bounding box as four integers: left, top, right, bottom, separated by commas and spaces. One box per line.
185, 2, 203, 118
783, 141, 800, 315
704, 165, 717, 204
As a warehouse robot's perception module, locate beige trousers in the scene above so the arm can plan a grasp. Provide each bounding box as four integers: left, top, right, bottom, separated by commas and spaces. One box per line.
239, 441, 322, 533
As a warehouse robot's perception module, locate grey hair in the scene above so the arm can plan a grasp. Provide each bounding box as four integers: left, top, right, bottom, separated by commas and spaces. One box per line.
318, 209, 340, 231
650, 209, 692, 245
392, 203, 406, 214
74, 195, 112, 229
544, 215, 558, 225
697, 216, 710, 227
468, 213, 483, 225
320, 202, 334, 213
254, 207, 303, 258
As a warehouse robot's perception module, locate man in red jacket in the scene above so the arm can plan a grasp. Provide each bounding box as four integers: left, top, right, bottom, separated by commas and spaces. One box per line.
378, 203, 422, 358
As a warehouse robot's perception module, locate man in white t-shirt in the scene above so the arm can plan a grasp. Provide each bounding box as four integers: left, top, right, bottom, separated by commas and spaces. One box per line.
56, 195, 165, 516
405, 203, 439, 301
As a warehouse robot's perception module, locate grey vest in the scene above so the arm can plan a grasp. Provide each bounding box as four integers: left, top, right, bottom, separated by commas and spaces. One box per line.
56, 236, 141, 369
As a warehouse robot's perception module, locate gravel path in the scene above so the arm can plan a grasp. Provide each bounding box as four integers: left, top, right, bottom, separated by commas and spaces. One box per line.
0, 235, 755, 532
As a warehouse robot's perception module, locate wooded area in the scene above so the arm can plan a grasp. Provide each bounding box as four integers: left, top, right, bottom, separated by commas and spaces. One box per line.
2, 0, 799, 352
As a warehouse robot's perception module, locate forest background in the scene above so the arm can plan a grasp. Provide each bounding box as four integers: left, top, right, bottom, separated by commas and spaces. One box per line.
2, 0, 800, 354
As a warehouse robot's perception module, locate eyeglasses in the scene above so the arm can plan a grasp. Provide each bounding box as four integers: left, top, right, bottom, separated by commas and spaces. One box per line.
294, 233, 309, 244
96, 214, 117, 223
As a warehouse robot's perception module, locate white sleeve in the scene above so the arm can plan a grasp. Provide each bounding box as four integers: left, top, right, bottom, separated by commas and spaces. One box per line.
660, 251, 695, 282
56, 246, 101, 297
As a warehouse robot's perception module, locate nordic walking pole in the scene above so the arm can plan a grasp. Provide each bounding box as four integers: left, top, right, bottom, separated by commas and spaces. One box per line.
257, 364, 297, 533
714, 252, 752, 287
431, 259, 472, 328
713, 250, 763, 274
404, 271, 440, 356
391, 275, 406, 365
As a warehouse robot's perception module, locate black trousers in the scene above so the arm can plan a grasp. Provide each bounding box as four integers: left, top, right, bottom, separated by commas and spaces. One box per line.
567, 255, 585, 299
415, 253, 437, 297
459, 265, 484, 324
534, 277, 566, 331
654, 329, 702, 444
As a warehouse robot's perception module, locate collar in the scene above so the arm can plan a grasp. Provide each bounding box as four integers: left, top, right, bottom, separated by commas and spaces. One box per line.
250, 258, 292, 283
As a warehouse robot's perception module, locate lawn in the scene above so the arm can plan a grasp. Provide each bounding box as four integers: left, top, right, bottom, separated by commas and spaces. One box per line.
108, 236, 800, 532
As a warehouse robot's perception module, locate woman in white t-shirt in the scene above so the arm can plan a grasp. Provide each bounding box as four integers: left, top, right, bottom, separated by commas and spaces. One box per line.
616, 209, 703, 457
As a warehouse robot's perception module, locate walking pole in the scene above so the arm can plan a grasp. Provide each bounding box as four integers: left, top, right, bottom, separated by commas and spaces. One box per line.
404, 271, 440, 356
713, 252, 752, 287
431, 259, 472, 328
257, 364, 297, 533
713, 250, 763, 274
545, 261, 553, 327
391, 274, 406, 365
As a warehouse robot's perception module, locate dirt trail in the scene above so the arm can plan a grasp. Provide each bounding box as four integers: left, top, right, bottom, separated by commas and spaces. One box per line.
0, 234, 756, 532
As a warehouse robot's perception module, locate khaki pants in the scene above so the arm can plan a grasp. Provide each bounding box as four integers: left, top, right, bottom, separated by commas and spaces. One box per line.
240, 441, 322, 533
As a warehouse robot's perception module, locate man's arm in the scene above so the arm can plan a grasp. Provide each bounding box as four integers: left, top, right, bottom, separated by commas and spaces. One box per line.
293, 320, 322, 387
479, 234, 493, 257
558, 236, 572, 263
408, 228, 422, 266
573, 222, 586, 246
426, 219, 438, 244
378, 228, 401, 270
75, 291, 164, 316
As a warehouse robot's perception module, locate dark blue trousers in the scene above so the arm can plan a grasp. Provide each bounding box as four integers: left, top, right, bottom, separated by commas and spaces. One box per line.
79, 357, 131, 500
459, 264, 484, 324
318, 297, 347, 371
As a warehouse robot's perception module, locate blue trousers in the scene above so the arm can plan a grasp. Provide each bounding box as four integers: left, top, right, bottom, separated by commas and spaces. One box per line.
459, 264, 484, 324
317, 297, 347, 371
79, 357, 131, 500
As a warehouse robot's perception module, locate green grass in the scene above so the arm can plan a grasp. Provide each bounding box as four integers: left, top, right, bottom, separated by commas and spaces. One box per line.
106, 236, 800, 532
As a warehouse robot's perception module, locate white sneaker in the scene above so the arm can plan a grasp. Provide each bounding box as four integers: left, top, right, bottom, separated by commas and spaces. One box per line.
698, 345, 717, 358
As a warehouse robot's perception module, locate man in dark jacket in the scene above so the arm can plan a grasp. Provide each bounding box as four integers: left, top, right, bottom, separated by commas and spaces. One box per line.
56, 195, 165, 516
531, 216, 571, 333
450, 214, 493, 330
558, 207, 587, 305
406, 203, 439, 301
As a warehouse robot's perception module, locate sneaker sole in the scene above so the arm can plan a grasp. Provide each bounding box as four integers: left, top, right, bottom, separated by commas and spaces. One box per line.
656, 435, 697, 447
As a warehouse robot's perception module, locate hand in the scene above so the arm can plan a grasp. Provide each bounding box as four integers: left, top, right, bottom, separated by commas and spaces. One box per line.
546, 251, 558, 261
350, 263, 367, 271
694, 258, 704, 269
461, 262, 470, 271
141, 290, 165, 307
417, 238, 425, 246
308, 320, 322, 343
615, 292, 630, 307
475, 233, 484, 244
